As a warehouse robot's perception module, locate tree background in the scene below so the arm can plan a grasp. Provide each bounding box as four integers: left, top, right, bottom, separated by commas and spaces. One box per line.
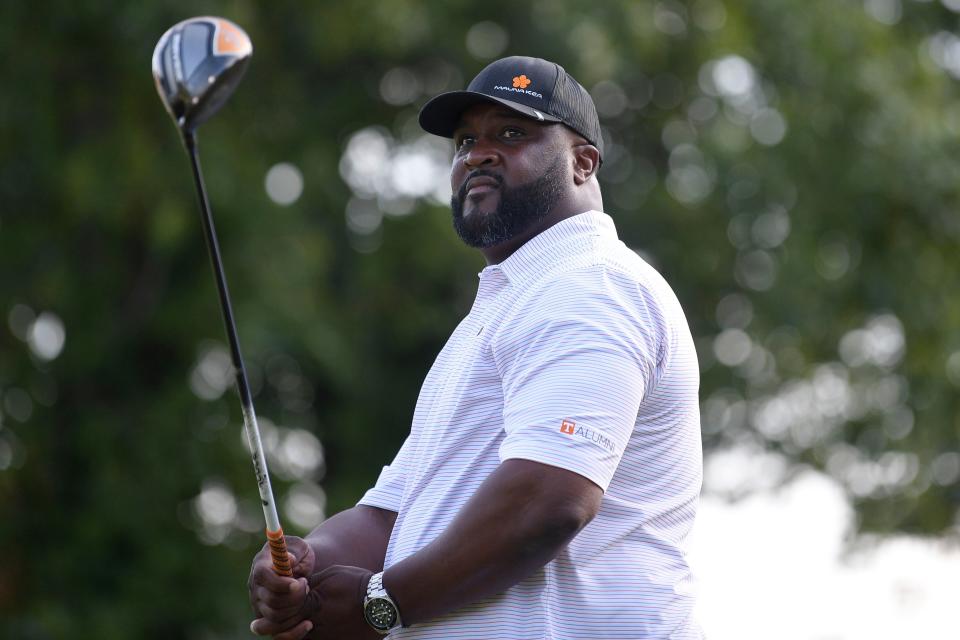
1, 0, 958, 637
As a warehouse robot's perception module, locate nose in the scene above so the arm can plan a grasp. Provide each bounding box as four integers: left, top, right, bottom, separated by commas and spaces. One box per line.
463, 138, 499, 169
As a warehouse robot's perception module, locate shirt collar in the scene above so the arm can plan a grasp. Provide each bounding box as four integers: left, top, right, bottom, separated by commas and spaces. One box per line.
479, 210, 617, 287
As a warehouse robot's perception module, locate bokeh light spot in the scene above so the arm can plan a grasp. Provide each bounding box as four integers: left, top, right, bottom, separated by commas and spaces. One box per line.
27, 312, 66, 361
379, 67, 421, 106
7, 304, 35, 341
691, 0, 727, 31
816, 234, 858, 280
264, 162, 304, 206
3, 388, 33, 423
749, 108, 788, 146
712, 55, 756, 97
654, 1, 688, 36
714, 329, 753, 367
192, 480, 238, 545
838, 315, 905, 369
189, 344, 234, 401
941, 0, 960, 13
751, 206, 791, 249
466, 21, 509, 60
0, 439, 12, 470
945, 351, 960, 387
346, 198, 384, 236
864, 0, 902, 25
931, 452, 960, 486
276, 428, 325, 481
591, 80, 629, 118
716, 293, 754, 330
735, 250, 778, 291
285, 482, 327, 531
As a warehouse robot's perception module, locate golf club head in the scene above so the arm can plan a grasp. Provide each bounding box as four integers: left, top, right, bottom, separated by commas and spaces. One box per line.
152, 16, 252, 134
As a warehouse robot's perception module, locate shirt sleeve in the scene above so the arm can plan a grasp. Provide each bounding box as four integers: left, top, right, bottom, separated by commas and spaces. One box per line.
494, 267, 662, 491
356, 435, 414, 512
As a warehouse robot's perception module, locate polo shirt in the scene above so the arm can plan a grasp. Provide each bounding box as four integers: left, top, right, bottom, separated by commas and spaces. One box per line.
359, 210, 703, 639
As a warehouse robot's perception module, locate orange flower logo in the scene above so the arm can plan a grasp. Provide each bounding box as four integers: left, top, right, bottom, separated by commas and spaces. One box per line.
513, 74, 532, 89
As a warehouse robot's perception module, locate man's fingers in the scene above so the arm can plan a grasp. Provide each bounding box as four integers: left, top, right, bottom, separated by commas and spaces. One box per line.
252, 563, 301, 594
250, 617, 312, 638
257, 600, 303, 623
255, 579, 308, 610
272, 620, 314, 640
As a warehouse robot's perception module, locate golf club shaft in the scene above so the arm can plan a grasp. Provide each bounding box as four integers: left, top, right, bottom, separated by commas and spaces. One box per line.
183, 131, 292, 577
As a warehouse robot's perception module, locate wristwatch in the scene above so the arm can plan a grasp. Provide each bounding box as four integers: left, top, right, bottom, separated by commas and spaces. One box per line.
363, 571, 403, 634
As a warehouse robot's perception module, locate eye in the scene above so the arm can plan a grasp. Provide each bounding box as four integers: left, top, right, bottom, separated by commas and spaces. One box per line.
502, 126, 524, 139
455, 134, 475, 151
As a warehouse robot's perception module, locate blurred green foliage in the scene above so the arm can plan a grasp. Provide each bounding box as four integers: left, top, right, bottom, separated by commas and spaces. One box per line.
2, 0, 959, 637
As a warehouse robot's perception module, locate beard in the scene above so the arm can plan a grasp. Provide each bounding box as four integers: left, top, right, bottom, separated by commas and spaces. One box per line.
450, 157, 566, 249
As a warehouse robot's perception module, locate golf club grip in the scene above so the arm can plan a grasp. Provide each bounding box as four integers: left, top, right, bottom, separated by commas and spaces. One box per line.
266, 528, 293, 577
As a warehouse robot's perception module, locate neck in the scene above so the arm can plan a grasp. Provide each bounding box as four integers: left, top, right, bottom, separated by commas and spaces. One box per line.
479, 194, 602, 265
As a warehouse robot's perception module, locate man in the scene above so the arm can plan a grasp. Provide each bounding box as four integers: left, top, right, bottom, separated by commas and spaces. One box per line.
248, 55, 703, 639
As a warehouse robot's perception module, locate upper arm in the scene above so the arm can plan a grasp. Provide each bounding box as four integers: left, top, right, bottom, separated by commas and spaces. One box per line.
495, 459, 603, 534
358, 504, 399, 531
306, 504, 398, 572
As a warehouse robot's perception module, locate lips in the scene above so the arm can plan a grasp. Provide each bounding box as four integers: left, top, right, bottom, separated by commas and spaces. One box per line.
464, 175, 500, 196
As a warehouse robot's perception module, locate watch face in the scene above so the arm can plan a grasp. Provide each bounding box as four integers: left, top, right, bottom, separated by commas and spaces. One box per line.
364, 597, 398, 631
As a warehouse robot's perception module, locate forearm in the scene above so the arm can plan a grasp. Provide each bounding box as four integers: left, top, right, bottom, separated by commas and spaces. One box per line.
305, 505, 397, 571
382, 460, 601, 625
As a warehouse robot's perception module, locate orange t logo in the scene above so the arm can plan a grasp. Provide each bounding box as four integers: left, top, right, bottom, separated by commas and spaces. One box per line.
560, 420, 576, 435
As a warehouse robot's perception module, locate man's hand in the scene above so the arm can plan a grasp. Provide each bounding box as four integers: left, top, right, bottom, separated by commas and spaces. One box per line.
300, 565, 381, 640
249, 535, 316, 639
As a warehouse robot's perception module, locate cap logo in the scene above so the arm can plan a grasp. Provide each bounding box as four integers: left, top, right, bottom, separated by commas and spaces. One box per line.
492, 72, 544, 100
512, 74, 532, 89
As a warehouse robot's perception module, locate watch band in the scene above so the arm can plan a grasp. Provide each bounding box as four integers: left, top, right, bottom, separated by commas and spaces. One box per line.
368, 571, 386, 594
363, 571, 403, 634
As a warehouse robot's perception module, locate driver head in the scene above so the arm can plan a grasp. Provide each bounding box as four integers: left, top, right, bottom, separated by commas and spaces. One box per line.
152, 16, 252, 133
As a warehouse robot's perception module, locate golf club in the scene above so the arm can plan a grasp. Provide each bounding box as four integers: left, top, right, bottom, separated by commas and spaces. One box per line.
152, 16, 292, 577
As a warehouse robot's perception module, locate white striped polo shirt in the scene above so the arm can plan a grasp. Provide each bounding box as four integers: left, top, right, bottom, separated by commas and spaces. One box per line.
359, 210, 703, 639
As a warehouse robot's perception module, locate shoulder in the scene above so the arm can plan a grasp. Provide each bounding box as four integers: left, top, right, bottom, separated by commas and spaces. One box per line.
493, 257, 670, 365
513, 245, 675, 333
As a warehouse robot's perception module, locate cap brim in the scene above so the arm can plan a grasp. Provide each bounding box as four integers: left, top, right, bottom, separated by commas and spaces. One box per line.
418, 90, 562, 138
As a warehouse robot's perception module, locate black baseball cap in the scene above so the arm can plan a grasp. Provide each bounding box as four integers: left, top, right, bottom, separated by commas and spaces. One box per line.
419, 55, 604, 160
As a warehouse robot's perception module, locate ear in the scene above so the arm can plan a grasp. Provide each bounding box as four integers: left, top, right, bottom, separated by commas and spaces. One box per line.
571, 143, 600, 185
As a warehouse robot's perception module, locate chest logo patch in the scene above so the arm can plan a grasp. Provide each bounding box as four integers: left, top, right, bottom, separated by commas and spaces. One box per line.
560, 419, 576, 434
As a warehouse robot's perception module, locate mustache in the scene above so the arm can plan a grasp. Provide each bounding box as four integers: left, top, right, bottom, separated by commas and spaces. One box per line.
455, 170, 503, 202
